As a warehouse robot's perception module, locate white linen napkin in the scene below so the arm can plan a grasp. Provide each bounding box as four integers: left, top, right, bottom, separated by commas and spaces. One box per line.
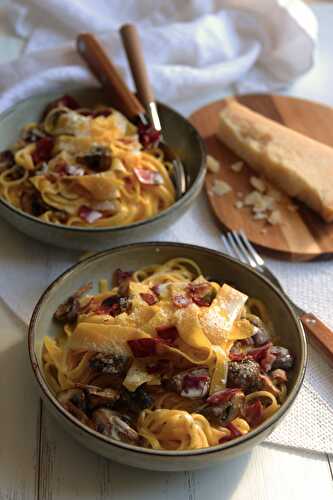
1, 0, 331, 455
0, 0, 317, 110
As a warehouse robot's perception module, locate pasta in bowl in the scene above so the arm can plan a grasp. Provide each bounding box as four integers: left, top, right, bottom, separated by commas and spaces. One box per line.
0, 94, 175, 227
30, 244, 306, 468
0, 89, 205, 250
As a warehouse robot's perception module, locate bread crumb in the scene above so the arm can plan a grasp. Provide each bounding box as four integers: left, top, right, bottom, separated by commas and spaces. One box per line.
268, 210, 282, 225
234, 200, 244, 209
250, 176, 266, 193
207, 155, 220, 173
212, 180, 232, 196
231, 160, 244, 173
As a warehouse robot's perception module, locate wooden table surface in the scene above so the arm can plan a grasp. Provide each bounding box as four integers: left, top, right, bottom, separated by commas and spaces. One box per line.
0, 2, 333, 499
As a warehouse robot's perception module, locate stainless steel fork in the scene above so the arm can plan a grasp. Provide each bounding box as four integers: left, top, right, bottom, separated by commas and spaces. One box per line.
221, 230, 333, 362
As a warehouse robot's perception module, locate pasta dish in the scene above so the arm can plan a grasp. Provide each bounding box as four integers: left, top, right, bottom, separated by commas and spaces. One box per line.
0, 95, 175, 227
43, 258, 294, 450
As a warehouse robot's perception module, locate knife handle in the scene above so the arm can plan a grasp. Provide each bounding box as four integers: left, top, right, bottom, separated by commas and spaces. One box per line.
76, 33, 145, 120
300, 312, 333, 363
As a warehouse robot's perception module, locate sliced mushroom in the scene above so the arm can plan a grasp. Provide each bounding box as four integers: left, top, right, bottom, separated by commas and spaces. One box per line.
56, 388, 93, 427
92, 409, 140, 444
89, 353, 130, 376
78, 384, 119, 410
77, 145, 112, 172
116, 386, 153, 414
53, 283, 92, 324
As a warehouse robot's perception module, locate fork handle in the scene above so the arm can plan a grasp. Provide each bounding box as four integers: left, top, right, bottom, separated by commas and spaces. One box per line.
300, 312, 333, 363
76, 33, 145, 120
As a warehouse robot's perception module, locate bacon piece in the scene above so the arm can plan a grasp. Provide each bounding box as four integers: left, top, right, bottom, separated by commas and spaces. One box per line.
138, 123, 161, 148
206, 388, 242, 405
43, 94, 80, 118
188, 282, 215, 307
219, 421, 242, 444
156, 325, 178, 343
133, 168, 163, 185
244, 399, 264, 427
32, 137, 54, 165
127, 338, 163, 357
140, 292, 158, 305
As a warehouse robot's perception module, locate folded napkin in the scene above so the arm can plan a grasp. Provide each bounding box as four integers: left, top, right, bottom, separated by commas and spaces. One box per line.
0, 0, 317, 110
1, 0, 331, 456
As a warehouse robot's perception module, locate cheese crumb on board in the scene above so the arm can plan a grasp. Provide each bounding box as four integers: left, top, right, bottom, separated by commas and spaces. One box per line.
212, 180, 232, 196
206, 155, 220, 173
250, 176, 266, 193
234, 200, 244, 209
268, 210, 282, 225
231, 161, 244, 172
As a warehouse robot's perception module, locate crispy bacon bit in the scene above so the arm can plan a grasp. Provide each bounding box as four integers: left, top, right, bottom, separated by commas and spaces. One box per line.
244, 399, 264, 427
79, 205, 103, 224
146, 359, 171, 374
32, 137, 54, 165
127, 338, 162, 357
219, 422, 242, 444
133, 168, 163, 185
207, 388, 242, 405
43, 94, 80, 118
98, 294, 129, 317
138, 123, 161, 148
172, 294, 192, 308
156, 325, 178, 343
140, 292, 158, 305
92, 108, 113, 118
188, 282, 215, 307
113, 268, 133, 287
92, 409, 140, 444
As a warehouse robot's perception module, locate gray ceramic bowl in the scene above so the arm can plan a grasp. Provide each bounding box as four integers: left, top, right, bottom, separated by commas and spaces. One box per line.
0, 88, 205, 250
28, 242, 307, 471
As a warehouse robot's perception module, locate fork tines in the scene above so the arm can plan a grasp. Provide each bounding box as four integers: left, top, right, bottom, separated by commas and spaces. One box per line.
221, 230, 264, 268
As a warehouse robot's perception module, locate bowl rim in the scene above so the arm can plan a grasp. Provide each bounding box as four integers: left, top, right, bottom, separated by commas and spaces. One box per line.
0, 87, 206, 233
28, 241, 307, 457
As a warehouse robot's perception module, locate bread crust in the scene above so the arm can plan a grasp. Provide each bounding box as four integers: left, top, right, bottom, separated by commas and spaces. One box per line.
217, 99, 333, 222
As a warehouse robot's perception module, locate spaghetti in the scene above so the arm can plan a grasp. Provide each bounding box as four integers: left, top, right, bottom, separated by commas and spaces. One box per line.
0, 95, 175, 227
43, 258, 294, 450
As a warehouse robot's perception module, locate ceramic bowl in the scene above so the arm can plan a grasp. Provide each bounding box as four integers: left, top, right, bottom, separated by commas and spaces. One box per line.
28, 242, 307, 471
0, 88, 205, 250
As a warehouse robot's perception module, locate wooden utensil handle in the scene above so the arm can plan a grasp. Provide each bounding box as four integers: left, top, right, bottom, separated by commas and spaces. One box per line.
300, 312, 333, 363
76, 33, 145, 120
120, 24, 155, 106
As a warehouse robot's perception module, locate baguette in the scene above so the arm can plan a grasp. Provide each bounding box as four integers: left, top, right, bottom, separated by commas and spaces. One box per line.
217, 99, 333, 222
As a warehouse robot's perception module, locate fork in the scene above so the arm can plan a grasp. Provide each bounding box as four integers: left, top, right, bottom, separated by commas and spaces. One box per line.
221, 230, 333, 362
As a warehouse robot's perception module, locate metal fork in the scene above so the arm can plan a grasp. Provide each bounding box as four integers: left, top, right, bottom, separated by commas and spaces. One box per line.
221, 230, 333, 362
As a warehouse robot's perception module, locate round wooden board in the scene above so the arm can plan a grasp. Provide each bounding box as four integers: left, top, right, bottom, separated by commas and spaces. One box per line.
189, 94, 333, 261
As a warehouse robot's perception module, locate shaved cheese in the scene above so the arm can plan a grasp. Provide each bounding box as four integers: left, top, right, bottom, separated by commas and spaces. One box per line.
199, 284, 248, 344
68, 322, 149, 356
123, 359, 159, 391
231, 161, 244, 172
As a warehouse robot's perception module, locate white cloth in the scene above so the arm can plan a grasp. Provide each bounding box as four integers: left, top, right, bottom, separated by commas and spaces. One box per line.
0, 0, 317, 110
0, 0, 331, 455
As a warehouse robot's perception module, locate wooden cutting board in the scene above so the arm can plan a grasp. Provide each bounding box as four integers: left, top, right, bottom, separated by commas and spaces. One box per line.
189, 94, 333, 261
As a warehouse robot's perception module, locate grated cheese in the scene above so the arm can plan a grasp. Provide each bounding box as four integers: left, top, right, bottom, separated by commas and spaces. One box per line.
206, 155, 220, 173
212, 180, 232, 197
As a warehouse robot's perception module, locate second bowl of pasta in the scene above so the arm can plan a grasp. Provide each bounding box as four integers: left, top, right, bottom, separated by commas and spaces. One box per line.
28, 242, 306, 471
0, 88, 205, 250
